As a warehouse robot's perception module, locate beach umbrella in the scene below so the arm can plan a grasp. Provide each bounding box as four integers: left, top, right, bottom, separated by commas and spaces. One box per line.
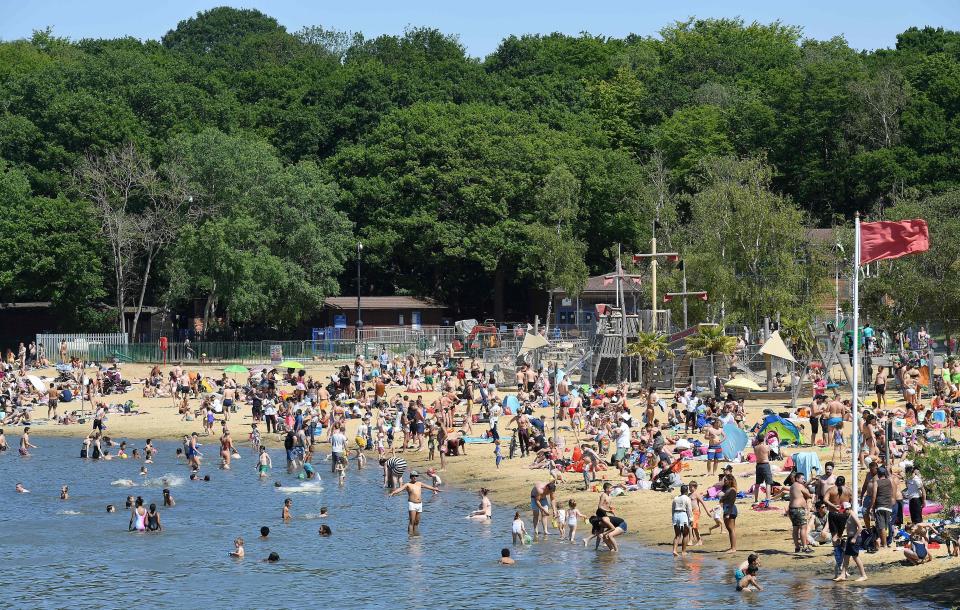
277, 360, 302, 370
223, 365, 248, 374
724, 377, 762, 391
26, 375, 47, 392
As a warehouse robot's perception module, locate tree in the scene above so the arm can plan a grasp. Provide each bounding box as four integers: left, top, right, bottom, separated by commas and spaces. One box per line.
626, 331, 673, 385
0, 160, 105, 327
165, 128, 352, 332
73, 142, 152, 334
685, 325, 737, 358
682, 155, 828, 327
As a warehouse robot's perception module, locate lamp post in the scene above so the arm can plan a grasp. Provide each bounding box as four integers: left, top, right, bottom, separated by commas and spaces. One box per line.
356, 242, 363, 349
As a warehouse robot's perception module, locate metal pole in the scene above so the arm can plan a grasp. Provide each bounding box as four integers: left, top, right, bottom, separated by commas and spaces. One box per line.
851, 214, 861, 514
651, 236, 658, 332
356, 242, 363, 348
616, 244, 627, 383
682, 263, 689, 329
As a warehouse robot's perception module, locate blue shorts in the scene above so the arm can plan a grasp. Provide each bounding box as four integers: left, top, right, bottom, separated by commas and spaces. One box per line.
286, 449, 295, 462
531, 497, 550, 512
707, 445, 722, 460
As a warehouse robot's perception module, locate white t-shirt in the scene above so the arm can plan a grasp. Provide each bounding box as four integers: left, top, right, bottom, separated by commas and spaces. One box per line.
905, 474, 923, 500
331, 432, 347, 454
616, 422, 631, 449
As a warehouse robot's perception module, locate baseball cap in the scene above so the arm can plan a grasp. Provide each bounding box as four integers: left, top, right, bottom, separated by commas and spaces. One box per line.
409, 470, 420, 478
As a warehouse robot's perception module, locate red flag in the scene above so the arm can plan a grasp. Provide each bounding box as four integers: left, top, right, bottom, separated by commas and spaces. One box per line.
859, 219, 929, 266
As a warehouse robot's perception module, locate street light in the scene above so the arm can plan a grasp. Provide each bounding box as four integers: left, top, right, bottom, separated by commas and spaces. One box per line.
356, 242, 363, 347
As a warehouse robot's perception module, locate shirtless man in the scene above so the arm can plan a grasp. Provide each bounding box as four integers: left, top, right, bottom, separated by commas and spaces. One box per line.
752, 434, 773, 505
390, 470, 441, 534
19, 427, 37, 457
808, 395, 825, 445
788, 472, 814, 553
47, 385, 59, 420
825, 398, 846, 441
703, 419, 725, 475
596, 481, 616, 531
645, 388, 658, 426
530, 480, 557, 536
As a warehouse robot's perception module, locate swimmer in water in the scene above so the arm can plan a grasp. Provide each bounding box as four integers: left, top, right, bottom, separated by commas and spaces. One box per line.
0, 429, 7, 452
499, 548, 515, 565
335, 459, 346, 486
737, 565, 763, 592
318, 525, 332, 537
260, 526, 270, 539
282, 498, 292, 522
264, 552, 280, 563
512, 512, 528, 544
389, 470, 441, 535
16, 482, 30, 493
163, 488, 175, 507
318, 506, 329, 518
19, 427, 37, 457
146, 503, 162, 532
106, 504, 116, 513
144, 439, 156, 463
467, 488, 492, 520
230, 537, 245, 558
257, 447, 272, 478
140, 466, 148, 476
60, 485, 69, 500
220, 427, 233, 470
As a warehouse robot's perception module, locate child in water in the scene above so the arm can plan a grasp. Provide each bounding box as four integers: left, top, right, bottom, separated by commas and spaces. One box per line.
229, 537, 245, 558
737, 565, 762, 592
565, 499, 585, 542
335, 459, 346, 486
511, 512, 528, 544
60, 486, 69, 500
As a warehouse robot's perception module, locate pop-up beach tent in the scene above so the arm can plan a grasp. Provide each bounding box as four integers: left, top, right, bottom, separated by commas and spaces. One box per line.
755, 414, 803, 445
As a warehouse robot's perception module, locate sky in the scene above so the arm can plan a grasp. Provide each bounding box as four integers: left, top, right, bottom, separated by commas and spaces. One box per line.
1, 0, 958, 57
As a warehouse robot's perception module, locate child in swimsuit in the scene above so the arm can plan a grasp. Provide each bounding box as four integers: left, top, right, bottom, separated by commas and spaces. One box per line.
511, 512, 528, 544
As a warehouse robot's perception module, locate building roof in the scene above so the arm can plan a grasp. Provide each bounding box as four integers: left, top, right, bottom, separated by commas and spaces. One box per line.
323, 296, 446, 310
553, 274, 642, 295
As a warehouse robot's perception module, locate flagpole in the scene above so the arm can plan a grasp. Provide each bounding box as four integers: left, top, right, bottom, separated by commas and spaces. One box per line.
851, 213, 861, 514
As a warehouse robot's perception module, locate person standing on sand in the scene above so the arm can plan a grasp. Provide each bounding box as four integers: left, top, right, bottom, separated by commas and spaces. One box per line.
704, 419, 725, 475
788, 472, 814, 553
752, 434, 773, 506
720, 474, 738, 553
390, 470, 440, 534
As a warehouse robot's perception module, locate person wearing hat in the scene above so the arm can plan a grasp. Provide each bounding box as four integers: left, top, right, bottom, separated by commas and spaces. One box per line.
389, 470, 441, 534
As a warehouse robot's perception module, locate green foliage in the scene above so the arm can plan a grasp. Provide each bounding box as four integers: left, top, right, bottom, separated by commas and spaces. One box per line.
912, 446, 960, 510
685, 325, 737, 358
861, 190, 960, 335
0, 12, 956, 334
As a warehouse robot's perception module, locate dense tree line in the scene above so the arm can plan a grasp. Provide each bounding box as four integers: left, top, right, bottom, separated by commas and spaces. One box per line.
0, 7, 957, 336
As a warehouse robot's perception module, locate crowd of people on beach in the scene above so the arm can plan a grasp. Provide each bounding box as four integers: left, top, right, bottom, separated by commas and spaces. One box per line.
4, 339, 960, 590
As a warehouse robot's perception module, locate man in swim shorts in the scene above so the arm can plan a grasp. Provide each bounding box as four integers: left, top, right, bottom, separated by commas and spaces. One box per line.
390, 470, 440, 534
752, 434, 773, 505
530, 480, 557, 536
704, 419, 724, 475
788, 472, 813, 553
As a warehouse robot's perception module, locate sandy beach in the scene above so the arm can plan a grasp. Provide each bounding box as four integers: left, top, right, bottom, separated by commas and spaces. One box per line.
11, 360, 959, 606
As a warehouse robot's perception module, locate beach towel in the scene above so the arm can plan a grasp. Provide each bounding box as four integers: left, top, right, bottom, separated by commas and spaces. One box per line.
791, 451, 821, 480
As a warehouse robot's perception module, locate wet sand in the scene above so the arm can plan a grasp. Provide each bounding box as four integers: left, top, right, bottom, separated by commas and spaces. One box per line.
13, 361, 959, 605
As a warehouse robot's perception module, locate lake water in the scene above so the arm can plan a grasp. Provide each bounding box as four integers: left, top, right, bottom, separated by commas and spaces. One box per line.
0, 437, 938, 609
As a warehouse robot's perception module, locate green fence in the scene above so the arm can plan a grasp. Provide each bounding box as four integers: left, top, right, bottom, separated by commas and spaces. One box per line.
89, 339, 435, 365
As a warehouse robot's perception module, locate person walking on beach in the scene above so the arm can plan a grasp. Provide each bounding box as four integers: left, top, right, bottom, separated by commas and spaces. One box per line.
390, 470, 440, 534
220, 426, 234, 470
672, 484, 693, 557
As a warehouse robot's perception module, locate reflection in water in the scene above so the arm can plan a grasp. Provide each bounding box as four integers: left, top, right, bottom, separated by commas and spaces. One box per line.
0, 437, 938, 610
